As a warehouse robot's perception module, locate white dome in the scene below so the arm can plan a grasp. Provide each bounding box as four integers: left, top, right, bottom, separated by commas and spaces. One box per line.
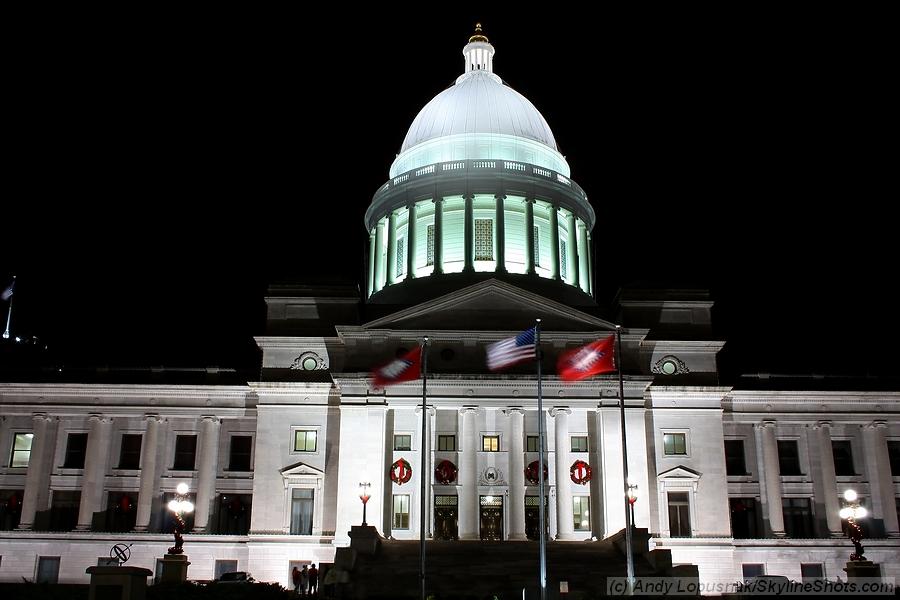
400, 71, 559, 153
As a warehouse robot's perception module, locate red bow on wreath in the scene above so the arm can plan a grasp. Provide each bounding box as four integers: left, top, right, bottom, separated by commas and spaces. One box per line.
525, 460, 548, 485
6, 492, 21, 513
118, 495, 134, 512
390, 458, 413, 485
570, 460, 592, 485
434, 460, 458, 485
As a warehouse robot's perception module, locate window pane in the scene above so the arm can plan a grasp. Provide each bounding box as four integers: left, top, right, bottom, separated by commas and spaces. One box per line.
888, 441, 900, 476
36, 557, 60, 584
573, 497, 590, 530
526, 436, 539, 452
483, 436, 499, 452
475, 219, 494, 260
438, 435, 456, 451
397, 238, 405, 276
64, 433, 89, 469
173, 435, 197, 470
560, 240, 567, 279
663, 433, 686, 456
533, 225, 540, 266
668, 492, 690, 537
294, 431, 317, 453
800, 563, 824, 582
742, 564, 765, 579
777, 441, 801, 475
290, 489, 314, 535
11, 433, 33, 468
832, 441, 855, 476
426, 224, 435, 266
394, 435, 411, 451
724, 440, 746, 475
570, 437, 588, 453
119, 434, 142, 469
393, 495, 410, 529
229, 436, 252, 471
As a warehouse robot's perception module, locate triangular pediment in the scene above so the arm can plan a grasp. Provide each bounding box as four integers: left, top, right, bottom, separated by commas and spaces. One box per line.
361, 280, 616, 332
657, 465, 701, 480
280, 461, 325, 478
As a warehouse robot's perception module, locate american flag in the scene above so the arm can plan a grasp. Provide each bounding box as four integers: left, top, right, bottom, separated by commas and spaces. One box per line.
486, 327, 537, 371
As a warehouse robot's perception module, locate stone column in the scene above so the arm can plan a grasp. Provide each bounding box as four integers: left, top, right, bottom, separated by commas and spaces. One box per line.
367, 230, 376, 297
459, 407, 479, 539
524, 198, 536, 275
464, 194, 475, 272
814, 421, 843, 536
552, 408, 575, 539
433, 198, 444, 274
758, 421, 785, 537
863, 421, 900, 537
194, 416, 221, 533
77, 415, 113, 530
373, 218, 386, 292
134, 415, 162, 532
414, 406, 433, 539
406, 202, 417, 280
549, 205, 561, 280
565, 210, 579, 287
507, 408, 526, 540
495, 194, 506, 273
18, 413, 53, 530
577, 220, 590, 294
586, 232, 593, 295
386, 210, 398, 285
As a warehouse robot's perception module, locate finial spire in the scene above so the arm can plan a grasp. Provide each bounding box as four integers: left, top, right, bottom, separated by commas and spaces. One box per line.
462, 23, 495, 77
469, 23, 489, 44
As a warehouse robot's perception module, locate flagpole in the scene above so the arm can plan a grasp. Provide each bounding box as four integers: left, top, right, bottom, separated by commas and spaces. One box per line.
2, 276, 14, 339
616, 325, 635, 594
535, 319, 547, 600
420, 336, 429, 600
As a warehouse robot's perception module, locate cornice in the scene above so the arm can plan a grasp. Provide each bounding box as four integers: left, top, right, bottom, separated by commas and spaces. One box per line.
0, 383, 250, 401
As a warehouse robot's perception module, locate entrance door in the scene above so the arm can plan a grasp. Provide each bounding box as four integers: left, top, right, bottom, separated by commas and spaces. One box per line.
434, 495, 458, 540
525, 496, 549, 541
480, 495, 503, 541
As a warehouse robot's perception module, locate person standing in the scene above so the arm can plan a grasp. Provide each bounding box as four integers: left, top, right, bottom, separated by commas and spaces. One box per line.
308, 563, 318, 596
300, 565, 309, 596
291, 566, 301, 595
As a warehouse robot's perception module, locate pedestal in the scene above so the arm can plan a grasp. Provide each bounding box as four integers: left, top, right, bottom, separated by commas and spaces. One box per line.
843, 560, 882, 581
85, 566, 153, 600
158, 554, 191, 584
348, 525, 382, 556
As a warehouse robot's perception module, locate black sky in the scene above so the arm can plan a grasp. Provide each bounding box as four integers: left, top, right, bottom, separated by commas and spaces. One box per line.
2, 8, 896, 383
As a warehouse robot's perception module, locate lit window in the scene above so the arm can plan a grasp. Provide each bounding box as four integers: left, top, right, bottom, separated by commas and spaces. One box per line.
560, 240, 568, 279
533, 225, 540, 266
526, 436, 540, 452
394, 435, 411, 451
573, 496, 590, 530
663, 433, 687, 456
426, 224, 435, 266
660, 359, 678, 375
10, 433, 33, 468
294, 430, 317, 453
290, 489, 313, 535
438, 435, 456, 451
397, 238, 405, 276
475, 219, 493, 261
482, 436, 500, 452
393, 495, 410, 529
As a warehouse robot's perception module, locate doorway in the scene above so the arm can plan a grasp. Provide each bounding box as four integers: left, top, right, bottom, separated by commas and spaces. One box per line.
525, 495, 549, 541
434, 495, 458, 540
479, 495, 503, 541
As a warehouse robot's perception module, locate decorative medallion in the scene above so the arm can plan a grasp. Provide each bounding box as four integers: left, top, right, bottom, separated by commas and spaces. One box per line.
480, 466, 504, 485
390, 458, 413, 485
525, 460, 548, 485
570, 460, 592, 485
651, 355, 689, 376
434, 459, 458, 485
291, 351, 325, 371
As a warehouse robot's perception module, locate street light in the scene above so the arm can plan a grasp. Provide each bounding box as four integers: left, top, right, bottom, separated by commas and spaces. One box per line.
166, 482, 194, 555
838, 489, 868, 561
626, 481, 638, 527
359, 482, 371, 526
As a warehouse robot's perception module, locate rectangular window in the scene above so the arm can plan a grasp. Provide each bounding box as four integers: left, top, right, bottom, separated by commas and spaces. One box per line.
888, 441, 900, 476
394, 435, 411, 451
426, 224, 435, 266
663, 433, 687, 456
437, 435, 456, 451
215, 494, 252, 535
742, 564, 765, 579
105, 491, 138, 532
800, 563, 824, 582
215, 560, 239, 580
10, 433, 33, 468
36, 556, 60, 584
526, 436, 540, 452
172, 435, 197, 470
667, 492, 691, 537
729, 497, 759, 539
475, 218, 493, 261
777, 440, 802, 475
560, 240, 568, 279
533, 225, 540, 266
570, 436, 588, 453
290, 488, 314, 535
482, 435, 500, 452
393, 495, 410, 530
782, 497, 814, 538
725, 440, 747, 475
49, 491, 80, 532
397, 237, 405, 276
573, 496, 590, 531
228, 436, 253, 471
0, 490, 24, 530
832, 440, 855, 476
63, 433, 89, 469
118, 434, 142, 469
294, 430, 317, 453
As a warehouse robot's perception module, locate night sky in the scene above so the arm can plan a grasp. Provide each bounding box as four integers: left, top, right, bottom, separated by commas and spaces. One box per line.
2, 9, 895, 384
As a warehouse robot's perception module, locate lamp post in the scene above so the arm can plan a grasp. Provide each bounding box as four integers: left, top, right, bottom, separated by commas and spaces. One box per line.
838, 489, 868, 561
166, 483, 194, 555
626, 482, 638, 527
359, 482, 371, 526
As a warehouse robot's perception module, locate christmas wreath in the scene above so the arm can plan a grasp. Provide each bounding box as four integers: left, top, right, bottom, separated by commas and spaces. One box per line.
390, 458, 413, 485
434, 459, 458, 485
570, 460, 592, 485
525, 460, 548, 485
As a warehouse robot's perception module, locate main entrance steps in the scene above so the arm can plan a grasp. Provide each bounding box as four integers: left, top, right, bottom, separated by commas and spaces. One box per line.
329, 526, 699, 599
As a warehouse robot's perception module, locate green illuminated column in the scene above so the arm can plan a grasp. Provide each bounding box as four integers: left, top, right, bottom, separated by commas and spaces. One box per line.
406, 202, 417, 280
566, 210, 579, 287
387, 210, 398, 286
524, 197, 535, 275
495, 194, 506, 273
549, 205, 560, 280
433, 197, 444, 274
586, 231, 593, 296
464, 194, 474, 272
577, 220, 589, 293
367, 229, 376, 297
374, 217, 386, 292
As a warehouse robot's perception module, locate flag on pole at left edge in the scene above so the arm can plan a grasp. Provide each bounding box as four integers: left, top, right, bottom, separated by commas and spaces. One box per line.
371, 345, 423, 388
1, 278, 13, 301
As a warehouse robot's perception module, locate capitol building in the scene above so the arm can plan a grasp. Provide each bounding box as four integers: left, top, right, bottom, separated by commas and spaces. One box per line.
1, 26, 898, 593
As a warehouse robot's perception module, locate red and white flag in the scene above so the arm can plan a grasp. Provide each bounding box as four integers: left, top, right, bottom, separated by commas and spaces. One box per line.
371, 346, 422, 388
557, 335, 616, 381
